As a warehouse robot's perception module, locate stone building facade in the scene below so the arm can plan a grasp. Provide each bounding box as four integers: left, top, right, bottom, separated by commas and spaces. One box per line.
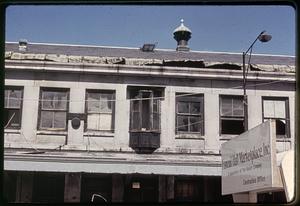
3, 22, 295, 203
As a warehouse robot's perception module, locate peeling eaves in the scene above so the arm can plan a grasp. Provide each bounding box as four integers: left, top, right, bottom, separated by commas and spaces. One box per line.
4, 51, 295, 73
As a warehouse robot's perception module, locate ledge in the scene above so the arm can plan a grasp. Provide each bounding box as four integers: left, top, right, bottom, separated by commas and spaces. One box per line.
36, 130, 67, 136
5, 59, 296, 82
84, 131, 114, 138
175, 133, 204, 140
4, 129, 21, 134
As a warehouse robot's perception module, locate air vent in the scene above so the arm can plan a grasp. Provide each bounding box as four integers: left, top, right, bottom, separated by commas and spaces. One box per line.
18, 39, 28, 52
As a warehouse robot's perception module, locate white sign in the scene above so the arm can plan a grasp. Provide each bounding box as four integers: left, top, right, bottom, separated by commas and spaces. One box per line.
221, 120, 280, 195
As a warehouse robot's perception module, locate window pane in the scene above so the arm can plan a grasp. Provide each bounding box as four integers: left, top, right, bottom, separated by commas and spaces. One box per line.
276, 119, 286, 136
153, 99, 159, 113
263, 100, 275, 118
40, 111, 54, 128
190, 116, 201, 132
153, 113, 159, 130
87, 114, 100, 130
4, 90, 9, 108
99, 114, 112, 130
100, 93, 113, 113
177, 115, 188, 131
232, 98, 243, 116
264, 100, 286, 119
221, 98, 232, 116
132, 100, 139, 112
190, 102, 200, 114
274, 101, 286, 118
178, 102, 189, 113
87, 93, 100, 113
42, 92, 54, 109
6, 90, 22, 108
42, 91, 67, 110
53, 112, 66, 129
4, 109, 21, 128
221, 119, 244, 135
54, 93, 68, 110
141, 99, 150, 130
132, 111, 140, 130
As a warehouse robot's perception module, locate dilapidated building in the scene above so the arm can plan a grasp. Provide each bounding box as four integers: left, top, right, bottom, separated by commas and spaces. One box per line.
3, 21, 295, 203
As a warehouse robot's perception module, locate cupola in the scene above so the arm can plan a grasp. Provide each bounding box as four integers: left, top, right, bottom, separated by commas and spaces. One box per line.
173, 19, 192, 52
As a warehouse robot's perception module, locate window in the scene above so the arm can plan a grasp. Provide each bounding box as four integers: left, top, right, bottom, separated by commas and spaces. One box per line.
129, 89, 161, 132
262, 97, 290, 138
176, 93, 204, 134
220, 95, 245, 135
4, 87, 23, 129
39, 88, 69, 130
85, 90, 115, 131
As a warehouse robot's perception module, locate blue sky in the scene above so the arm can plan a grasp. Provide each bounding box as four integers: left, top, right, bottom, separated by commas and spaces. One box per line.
5, 5, 296, 56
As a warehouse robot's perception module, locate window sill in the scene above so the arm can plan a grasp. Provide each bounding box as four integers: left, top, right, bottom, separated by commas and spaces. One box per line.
276, 138, 291, 142
175, 133, 204, 140
219, 134, 240, 140
84, 131, 114, 137
37, 130, 67, 135
4, 129, 21, 134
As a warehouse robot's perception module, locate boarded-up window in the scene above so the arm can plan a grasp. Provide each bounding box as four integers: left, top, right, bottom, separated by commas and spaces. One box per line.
176, 94, 204, 134
262, 97, 289, 138
130, 90, 160, 132
86, 90, 115, 131
4, 87, 23, 129
175, 179, 203, 202
220, 95, 245, 135
39, 88, 69, 130
32, 172, 65, 203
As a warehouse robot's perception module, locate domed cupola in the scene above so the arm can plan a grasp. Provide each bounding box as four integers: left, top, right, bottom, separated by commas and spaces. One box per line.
173, 19, 192, 52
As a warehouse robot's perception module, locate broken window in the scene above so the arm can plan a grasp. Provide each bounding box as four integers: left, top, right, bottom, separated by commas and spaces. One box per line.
86, 90, 115, 131
39, 88, 69, 130
176, 93, 204, 134
129, 89, 161, 132
220, 95, 245, 135
262, 97, 290, 138
4, 87, 23, 129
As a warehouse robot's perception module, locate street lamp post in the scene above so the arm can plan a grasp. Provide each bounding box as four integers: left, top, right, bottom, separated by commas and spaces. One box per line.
242, 31, 272, 131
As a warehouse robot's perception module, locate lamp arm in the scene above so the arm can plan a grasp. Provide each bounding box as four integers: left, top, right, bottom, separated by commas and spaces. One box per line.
244, 30, 265, 55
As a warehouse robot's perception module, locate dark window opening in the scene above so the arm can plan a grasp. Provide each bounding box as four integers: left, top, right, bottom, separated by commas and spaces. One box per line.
276, 119, 286, 135
220, 96, 245, 135
221, 119, 244, 135
174, 178, 203, 202
125, 175, 158, 202
258, 191, 287, 203
81, 174, 112, 203
3, 171, 17, 202
32, 172, 65, 203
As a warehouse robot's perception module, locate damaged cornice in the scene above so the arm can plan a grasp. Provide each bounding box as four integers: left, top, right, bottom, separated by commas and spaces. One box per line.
4, 51, 295, 73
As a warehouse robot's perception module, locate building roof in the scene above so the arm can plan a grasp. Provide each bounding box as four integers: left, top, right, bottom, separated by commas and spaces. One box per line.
5, 42, 295, 67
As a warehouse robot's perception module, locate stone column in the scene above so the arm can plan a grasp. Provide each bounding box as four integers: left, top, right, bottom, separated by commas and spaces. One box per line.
15, 172, 33, 203
64, 173, 81, 202
112, 174, 124, 202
